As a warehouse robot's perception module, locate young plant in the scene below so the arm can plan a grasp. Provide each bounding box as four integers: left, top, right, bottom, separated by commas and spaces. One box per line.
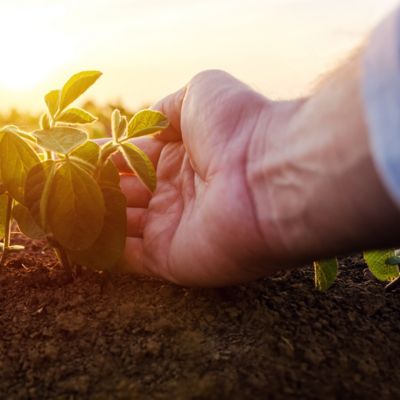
0, 71, 169, 273
0, 124, 41, 265
314, 258, 338, 291
313, 250, 400, 292
363, 249, 400, 291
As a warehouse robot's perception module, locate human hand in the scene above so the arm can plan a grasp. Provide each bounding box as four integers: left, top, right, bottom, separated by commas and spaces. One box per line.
116, 61, 400, 287
115, 70, 278, 286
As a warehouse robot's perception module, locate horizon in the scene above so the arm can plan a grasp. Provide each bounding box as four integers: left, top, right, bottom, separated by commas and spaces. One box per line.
0, 0, 398, 113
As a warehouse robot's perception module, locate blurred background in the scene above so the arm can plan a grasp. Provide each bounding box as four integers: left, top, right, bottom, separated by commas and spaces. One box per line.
0, 0, 398, 126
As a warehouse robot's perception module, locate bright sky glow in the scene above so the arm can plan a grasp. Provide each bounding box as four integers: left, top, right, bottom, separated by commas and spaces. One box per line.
0, 0, 398, 112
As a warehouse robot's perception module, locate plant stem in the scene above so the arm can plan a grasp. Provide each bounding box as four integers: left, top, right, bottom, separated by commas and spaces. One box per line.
0, 194, 13, 267
48, 236, 72, 274
385, 275, 400, 291
99, 142, 118, 164
53, 243, 72, 274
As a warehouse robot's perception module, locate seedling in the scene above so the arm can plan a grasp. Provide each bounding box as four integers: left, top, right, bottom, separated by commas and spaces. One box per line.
314, 258, 338, 292
2, 71, 397, 291
314, 250, 400, 292
0, 71, 168, 273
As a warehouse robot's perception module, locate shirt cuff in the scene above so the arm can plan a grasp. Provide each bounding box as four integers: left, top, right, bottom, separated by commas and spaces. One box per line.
362, 6, 400, 206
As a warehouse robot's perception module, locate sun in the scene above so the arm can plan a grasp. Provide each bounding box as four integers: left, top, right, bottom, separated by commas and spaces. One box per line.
0, 8, 74, 90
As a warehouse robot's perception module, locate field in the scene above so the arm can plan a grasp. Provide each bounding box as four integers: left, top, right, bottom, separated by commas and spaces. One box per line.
0, 233, 398, 399
0, 102, 399, 399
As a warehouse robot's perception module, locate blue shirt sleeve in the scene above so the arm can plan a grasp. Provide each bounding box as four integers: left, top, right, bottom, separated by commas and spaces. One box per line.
362, 6, 400, 206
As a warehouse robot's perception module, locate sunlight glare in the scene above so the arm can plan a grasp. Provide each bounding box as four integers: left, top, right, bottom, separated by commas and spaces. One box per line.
0, 10, 74, 90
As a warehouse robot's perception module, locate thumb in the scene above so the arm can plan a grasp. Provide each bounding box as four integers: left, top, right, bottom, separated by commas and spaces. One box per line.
152, 86, 187, 142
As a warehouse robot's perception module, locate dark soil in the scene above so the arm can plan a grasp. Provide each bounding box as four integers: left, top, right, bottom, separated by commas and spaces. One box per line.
0, 234, 399, 400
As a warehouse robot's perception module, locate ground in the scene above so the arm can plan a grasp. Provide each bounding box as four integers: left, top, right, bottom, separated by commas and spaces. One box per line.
0, 234, 399, 400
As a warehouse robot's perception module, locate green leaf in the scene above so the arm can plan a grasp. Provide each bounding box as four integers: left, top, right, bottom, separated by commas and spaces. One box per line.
13, 203, 45, 240
24, 160, 56, 227
45, 90, 60, 117
0, 132, 40, 203
33, 127, 87, 155
364, 250, 400, 281
1, 125, 21, 134
46, 161, 105, 251
385, 255, 400, 265
59, 71, 102, 112
68, 187, 127, 271
0, 194, 7, 239
118, 116, 128, 138
0, 125, 36, 145
70, 140, 100, 167
40, 113, 51, 130
120, 142, 156, 192
127, 109, 169, 139
111, 109, 121, 140
98, 159, 120, 189
314, 258, 338, 291
57, 108, 97, 124
111, 110, 127, 142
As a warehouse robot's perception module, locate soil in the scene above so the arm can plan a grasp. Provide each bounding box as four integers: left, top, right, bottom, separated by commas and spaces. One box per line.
0, 234, 399, 400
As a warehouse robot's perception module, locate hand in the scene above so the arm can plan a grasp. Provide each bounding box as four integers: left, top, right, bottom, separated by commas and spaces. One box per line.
116, 70, 276, 286
117, 61, 400, 287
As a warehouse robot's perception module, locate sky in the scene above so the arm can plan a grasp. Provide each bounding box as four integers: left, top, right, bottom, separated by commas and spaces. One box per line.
0, 0, 398, 112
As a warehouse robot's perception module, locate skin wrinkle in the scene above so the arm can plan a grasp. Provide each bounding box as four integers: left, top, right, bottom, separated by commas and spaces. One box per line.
272, 146, 329, 255
248, 101, 297, 256
251, 98, 317, 259
180, 85, 207, 180
179, 152, 196, 209
244, 100, 273, 255
156, 156, 186, 283
127, 208, 147, 237
265, 113, 338, 252
145, 196, 179, 281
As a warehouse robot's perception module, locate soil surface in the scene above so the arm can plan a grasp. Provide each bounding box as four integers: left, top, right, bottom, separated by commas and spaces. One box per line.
0, 234, 399, 400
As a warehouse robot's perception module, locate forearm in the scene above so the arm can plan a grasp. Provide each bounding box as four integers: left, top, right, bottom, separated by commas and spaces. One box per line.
248, 51, 400, 266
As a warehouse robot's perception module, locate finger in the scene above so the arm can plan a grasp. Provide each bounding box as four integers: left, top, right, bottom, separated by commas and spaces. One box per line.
115, 237, 150, 276
126, 207, 147, 237
152, 87, 186, 142
120, 175, 152, 207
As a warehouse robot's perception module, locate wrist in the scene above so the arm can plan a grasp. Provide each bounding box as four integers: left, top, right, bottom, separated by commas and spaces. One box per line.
247, 54, 400, 268
246, 98, 309, 265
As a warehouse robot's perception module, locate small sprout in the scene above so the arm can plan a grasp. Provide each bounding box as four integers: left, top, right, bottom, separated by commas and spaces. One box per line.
58, 70, 102, 112
0, 131, 39, 203
363, 250, 400, 282
46, 162, 105, 251
57, 108, 97, 124
127, 109, 169, 139
12, 203, 45, 240
33, 127, 88, 154
111, 109, 128, 142
120, 142, 156, 192
44, 90, 60, 118
40, 113, 51, 130
111, 109, 121, 138
314, 258, 338, 292
0, 70, 169, 273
